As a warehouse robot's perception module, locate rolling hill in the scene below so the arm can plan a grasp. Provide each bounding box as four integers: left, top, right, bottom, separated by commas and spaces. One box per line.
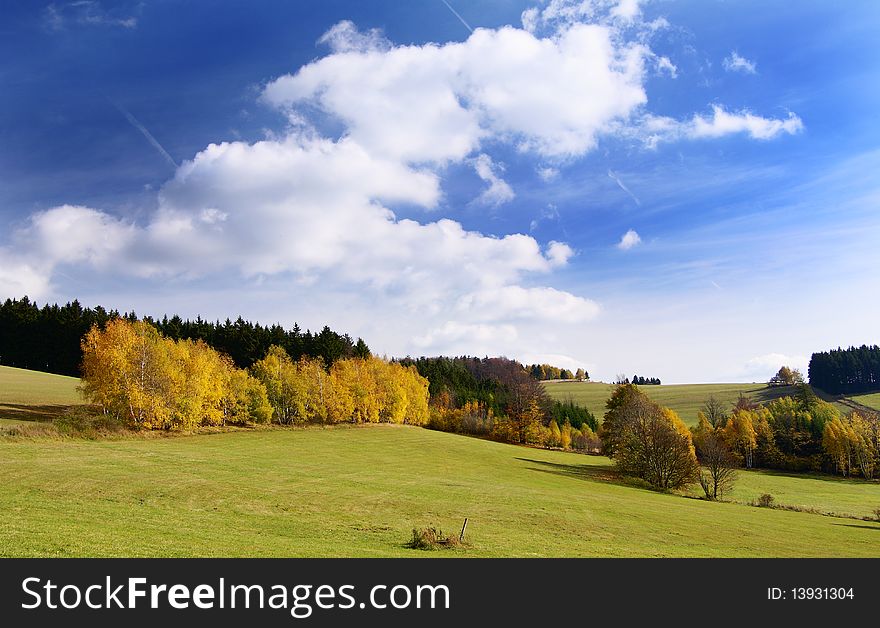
544, 381, 808, 426
1, 425, 877, 557
2, 365, 877, 557
0, 365, 84, 426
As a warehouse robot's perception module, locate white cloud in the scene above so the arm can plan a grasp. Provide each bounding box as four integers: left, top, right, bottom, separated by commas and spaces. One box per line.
741, 353, 808, 381
640, 106, 804, 147
473, 154, 515, 207
413, 321, 519, 355
690, 106, 803, 140
537, 166, 560, 182
44, 2, 138, 31
17, 204, 134, 267
610, 0, 643, 22
2, 5, 812, 371
617, 229, 642, 250
524, 0, 649, 33
0, 133, 583, 346
723, 51, 757, 74
655, 55, 677, 78
546, 241, 574, 266
457, 285, 600, 323
317, 20, 390, 53
263, 22, 649, 161
0, 255, 51, 300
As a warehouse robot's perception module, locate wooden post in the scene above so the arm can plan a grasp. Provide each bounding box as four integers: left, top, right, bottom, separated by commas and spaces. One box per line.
459, 517, 469, 542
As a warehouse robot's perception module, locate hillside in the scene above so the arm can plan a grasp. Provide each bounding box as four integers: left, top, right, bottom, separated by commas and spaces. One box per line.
1, 425, 876, 557
0, 365, 83, 426
845, 391, 880, 412
544, 381, 805, 426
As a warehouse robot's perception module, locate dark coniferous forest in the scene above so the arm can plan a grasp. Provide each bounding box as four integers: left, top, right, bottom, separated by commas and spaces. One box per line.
0, 296, 369, 377
808, 345, 880, 395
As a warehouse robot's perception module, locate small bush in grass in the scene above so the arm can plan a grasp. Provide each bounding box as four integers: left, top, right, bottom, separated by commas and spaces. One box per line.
873, 507, 880, 523
407, 527, 464, 551
755, 493, 775, 508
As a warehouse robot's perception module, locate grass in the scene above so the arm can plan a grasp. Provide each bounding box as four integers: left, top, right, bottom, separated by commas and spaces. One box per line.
544, 381, 806, 426
0, 365, 84, 424
846, 391, 880, 412
1, 425, 878, 557
1, 365, 877, 557
688, 467, 879, 519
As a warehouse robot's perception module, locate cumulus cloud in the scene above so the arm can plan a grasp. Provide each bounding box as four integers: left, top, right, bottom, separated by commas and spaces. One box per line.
723, 51, 757, 74
3, 4, 807, 365
263, 22, 649, 161
0, 134, 580, 340
617, 229, 641, 250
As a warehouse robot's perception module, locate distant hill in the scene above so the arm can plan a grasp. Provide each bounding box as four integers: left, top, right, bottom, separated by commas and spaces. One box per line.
543, 381, 808, 426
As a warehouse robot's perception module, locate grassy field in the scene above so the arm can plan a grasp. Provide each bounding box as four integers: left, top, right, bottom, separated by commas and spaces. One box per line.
846, 391, 880, 412
544, 381, 806, 425
2, 366, 877, 557
0, 365, 84, 424
1, 425, 878, 557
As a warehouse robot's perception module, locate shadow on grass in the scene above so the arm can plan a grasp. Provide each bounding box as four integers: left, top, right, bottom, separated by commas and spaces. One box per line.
832, 523, 880, 532
0, 403, 76, 422
515, 457, 654, 491
740, 466, 879, 486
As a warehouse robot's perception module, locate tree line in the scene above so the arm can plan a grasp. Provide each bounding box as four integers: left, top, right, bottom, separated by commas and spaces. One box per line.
526, 364, 588, 381
597, 383, 879, 497
0, 296, 369, 377
808, 345, 880, 395
399, 356, 600, 452
694, 387, 877, 476
615, 374, 661, 385
81, 319, 427, 430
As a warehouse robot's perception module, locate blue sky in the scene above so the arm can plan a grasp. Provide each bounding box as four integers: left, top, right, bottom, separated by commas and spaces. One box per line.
1, 0, 879, 383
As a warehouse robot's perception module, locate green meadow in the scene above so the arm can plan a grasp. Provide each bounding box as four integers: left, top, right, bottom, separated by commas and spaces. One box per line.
2, 425, 879, 557
847, 391, 880, 412
544, 381, 808, 426
0, 365, 84, 425
1, 366, 878, 557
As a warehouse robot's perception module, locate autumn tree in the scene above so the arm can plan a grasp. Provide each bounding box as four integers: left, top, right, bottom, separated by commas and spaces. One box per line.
699, 395, 729, 429
692, 416, 739, 499
723, 409, 758, 468
603, 387, 699, 489
599, 384, 642, 456
560, 421, 573, 450
823, 412, 878, 478
81, 319, 273, 430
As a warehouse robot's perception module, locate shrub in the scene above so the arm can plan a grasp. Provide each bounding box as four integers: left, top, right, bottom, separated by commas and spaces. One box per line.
406, 527, 463, 551
756, 493, 775, 508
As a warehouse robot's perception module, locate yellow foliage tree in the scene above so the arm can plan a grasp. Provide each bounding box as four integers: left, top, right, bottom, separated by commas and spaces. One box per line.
723, 409, 758, 468
81, 318, 272, 430
560, 421, 572, 450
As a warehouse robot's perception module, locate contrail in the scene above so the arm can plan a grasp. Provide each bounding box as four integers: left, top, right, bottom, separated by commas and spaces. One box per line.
440, 0, 473, 33
608, 169, 641, 206
109, 99, 178, 170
